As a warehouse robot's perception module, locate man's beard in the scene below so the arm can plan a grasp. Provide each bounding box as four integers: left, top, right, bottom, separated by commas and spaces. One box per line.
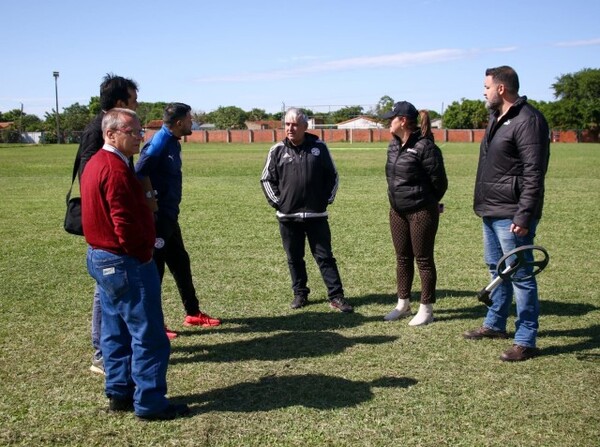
485, 96, 502, 112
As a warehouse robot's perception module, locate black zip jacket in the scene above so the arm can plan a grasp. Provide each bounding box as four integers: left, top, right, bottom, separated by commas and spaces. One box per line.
473, 96, 550, 228
385, 131, 448, 213
260, 133, 338, 222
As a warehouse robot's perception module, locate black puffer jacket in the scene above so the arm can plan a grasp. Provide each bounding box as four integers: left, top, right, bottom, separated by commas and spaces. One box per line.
386, 131, 448, 213
473, 96, 550, 228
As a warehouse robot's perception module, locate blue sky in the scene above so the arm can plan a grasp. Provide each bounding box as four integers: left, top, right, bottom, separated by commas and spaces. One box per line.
2, 0, 599, 119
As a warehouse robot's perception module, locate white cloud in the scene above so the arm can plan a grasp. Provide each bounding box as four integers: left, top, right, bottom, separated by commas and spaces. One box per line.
194, 46, 517, 83
554, 37, 600, 47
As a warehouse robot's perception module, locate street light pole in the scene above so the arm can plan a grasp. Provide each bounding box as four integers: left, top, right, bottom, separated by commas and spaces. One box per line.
53, 71, 60, 144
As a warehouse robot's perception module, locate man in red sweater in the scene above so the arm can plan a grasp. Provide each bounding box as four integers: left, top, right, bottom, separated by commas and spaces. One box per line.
81, 108, 189, 420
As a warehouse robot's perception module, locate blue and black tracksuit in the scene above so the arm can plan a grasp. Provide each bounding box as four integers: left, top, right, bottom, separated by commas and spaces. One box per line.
135, 125, 200, 316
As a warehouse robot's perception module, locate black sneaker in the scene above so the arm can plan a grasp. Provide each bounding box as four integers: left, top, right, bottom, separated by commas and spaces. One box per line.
108, 397, 134, 413
329, 296, 353, 313
137, 403, 191, 421
290, 295, 308, 309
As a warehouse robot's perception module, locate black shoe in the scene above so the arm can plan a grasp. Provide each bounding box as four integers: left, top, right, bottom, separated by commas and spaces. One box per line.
463, 326, 508, 340
329, 296, 353, 313
290, 295, 308, 309
108, 397, 134, 413
137, 403, 191, 421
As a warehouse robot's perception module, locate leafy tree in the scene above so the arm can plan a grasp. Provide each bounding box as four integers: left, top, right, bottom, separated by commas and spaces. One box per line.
371, 95, 395, 118
247, 108, 268, 121
60, 103, 92, 132
207, 106, 248, 129
427, 110, 441, 120
331, 106, 364, 124
0, 109, 42, 132
550, 68, 600, 137
442, 98, 488, 129
88, 96, 101, 115
192, 109, 207, 126
137, 102, 167, 126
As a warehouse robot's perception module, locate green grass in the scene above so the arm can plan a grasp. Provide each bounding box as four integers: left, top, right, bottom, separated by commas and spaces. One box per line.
0, 141, 598, 446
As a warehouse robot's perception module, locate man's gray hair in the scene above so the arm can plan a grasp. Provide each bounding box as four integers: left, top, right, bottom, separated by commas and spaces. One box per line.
102, 108, 138, 133
285, 107, 308, 125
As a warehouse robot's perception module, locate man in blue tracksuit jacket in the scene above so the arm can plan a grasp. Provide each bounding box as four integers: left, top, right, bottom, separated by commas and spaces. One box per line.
135, 103, 220, 335
260, 107, 353, 313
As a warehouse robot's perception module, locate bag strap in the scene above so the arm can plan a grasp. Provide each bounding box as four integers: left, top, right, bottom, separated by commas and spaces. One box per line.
66, 155, 81, 204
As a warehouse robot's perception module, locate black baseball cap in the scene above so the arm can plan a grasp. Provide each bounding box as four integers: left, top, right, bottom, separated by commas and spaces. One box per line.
382, 101, 418, 120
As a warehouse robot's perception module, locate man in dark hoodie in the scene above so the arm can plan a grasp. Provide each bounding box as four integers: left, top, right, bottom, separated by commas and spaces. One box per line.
464, 66, 550, 362
260, 107, 352, 313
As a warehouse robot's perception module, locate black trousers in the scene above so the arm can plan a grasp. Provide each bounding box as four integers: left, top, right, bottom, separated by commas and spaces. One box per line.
278, 218, 344, 299
153, 216, 200, 316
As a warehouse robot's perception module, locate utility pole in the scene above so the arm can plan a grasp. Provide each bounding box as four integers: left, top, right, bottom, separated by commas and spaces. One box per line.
53, 71, 60, 144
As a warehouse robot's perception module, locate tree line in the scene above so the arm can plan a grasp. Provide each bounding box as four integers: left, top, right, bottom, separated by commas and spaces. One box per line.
1, 68, 598, 143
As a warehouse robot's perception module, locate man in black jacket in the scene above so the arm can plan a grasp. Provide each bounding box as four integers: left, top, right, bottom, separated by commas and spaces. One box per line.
260, 108, 352, 313
464, 66, 550, 362
75, 74, 139, 375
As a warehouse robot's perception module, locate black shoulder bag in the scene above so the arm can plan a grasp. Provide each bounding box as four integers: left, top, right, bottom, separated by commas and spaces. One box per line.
64, 156, 83, 236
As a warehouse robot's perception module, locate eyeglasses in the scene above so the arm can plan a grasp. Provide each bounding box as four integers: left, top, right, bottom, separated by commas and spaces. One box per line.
116, 128, 145, 138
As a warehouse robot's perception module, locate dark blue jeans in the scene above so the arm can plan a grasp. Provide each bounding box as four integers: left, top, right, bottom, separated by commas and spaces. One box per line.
86, 248, 171, 416
482, 218, 540, 348
278, 218, 344, 299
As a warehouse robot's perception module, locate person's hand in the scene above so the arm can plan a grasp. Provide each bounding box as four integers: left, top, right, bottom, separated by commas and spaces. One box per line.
510, 223, 529, 237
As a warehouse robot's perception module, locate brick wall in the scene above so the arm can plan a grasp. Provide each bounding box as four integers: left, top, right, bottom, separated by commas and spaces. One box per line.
142, 128, 595, 144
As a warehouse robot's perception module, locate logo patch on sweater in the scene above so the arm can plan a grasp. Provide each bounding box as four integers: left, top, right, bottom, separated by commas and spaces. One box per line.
282, 153, 293, 163
407, 148, 418, 154
102, 267, 115, 276
154, 238, 165, 249
311, 147, 321, 156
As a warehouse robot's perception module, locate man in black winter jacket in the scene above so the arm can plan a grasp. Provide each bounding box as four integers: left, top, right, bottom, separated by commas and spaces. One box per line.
260, 108, 353, 313
464, 66, 550, 362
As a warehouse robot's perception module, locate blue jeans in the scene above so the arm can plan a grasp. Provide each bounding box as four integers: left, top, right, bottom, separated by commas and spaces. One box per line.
482, 218, 539, 348
92, 284, 102, 361
86, 248, 171, 416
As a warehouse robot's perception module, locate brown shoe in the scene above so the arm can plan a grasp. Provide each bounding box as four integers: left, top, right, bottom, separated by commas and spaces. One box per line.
463, 326, 508, 340
500, 344, 538, 362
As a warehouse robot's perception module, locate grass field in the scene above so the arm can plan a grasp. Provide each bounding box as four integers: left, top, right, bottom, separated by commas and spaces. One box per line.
0, 141, 598, 447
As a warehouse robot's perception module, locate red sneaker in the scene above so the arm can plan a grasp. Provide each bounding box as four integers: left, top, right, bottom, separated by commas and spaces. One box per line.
183, 312, 221, 327
165, 326, 178, 340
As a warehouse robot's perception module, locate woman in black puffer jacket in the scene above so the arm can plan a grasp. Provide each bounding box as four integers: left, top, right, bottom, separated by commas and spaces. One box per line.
382, 101, 448, 326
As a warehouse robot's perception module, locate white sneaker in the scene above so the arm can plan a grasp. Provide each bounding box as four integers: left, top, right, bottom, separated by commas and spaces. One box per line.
408, 304, 433, 326
384, 298, 411, 321
90, 356, 105, 375
384, 307, 412, 321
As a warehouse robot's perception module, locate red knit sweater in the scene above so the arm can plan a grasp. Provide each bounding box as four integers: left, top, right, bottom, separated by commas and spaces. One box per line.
81, 149, 155, 262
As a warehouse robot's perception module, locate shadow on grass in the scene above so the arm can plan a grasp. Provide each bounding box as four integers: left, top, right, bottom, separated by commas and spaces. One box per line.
170, 331, 397, 364
538, 324, 600, 357
354, 290, 475, 307
178, 310, 381, 336
173, 374, 417, 413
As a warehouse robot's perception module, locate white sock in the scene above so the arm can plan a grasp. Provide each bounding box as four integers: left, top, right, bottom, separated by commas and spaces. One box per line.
384, 298, 411, 321
408, 304, 433, 326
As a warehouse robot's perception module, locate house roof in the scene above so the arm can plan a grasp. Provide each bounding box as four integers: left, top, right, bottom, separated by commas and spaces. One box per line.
0, 121, 15, 130
145, 119, 163, 129
245, 120, 282, 129
336, 115, 379, 126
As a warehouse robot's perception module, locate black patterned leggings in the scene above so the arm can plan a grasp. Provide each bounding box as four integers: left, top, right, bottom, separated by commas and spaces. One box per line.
389, 203, 440, 304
